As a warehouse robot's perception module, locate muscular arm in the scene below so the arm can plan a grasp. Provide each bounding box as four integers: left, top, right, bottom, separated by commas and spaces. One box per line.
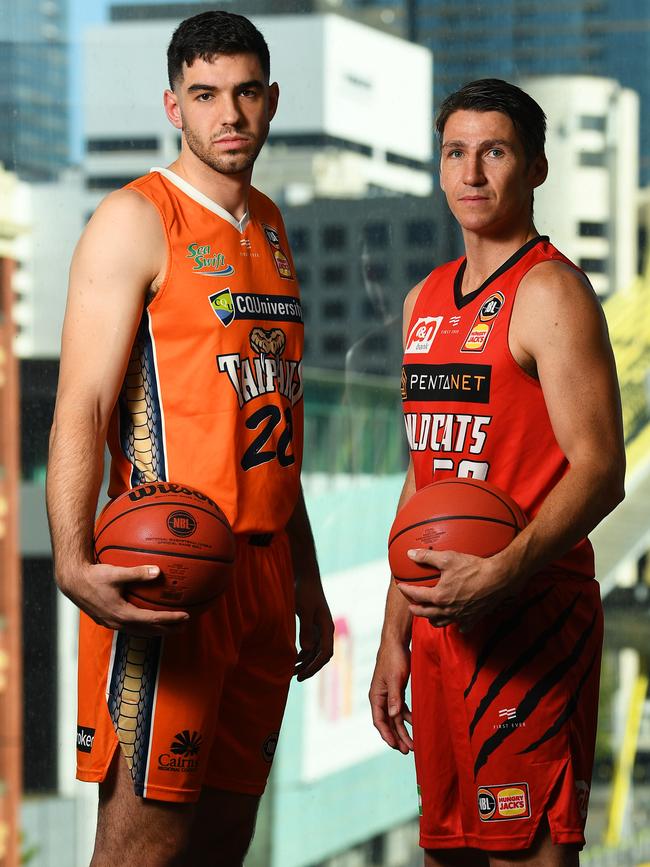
47, 190, 188, 634
401, 262, 625, 627
286, 485, 334, 681
369, 279, 426, 753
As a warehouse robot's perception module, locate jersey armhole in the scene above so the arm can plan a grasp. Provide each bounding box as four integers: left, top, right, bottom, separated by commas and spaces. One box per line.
126, 185, 173, 312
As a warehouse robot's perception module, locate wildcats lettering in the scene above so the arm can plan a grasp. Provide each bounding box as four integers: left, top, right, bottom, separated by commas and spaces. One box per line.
403, 363, 491, 404
404, 413, 492, 453
218, 353, 304, 409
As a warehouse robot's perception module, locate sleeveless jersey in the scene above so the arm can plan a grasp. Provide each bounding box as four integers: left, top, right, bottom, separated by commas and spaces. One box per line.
106, 168, 304, 534
402, 235, 594, 578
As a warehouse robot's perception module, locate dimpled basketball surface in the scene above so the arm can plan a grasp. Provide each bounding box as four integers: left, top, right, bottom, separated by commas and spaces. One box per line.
388, 478, 527, 586
94, 482, 235, 613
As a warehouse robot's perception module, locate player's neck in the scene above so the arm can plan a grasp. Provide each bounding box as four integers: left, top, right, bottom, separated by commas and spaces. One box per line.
460, 224, 540, 296
167, 153, 252, 222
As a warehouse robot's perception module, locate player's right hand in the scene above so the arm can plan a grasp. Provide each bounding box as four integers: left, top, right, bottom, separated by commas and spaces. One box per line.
55, 562, 190, 637
369, 639, 414, 755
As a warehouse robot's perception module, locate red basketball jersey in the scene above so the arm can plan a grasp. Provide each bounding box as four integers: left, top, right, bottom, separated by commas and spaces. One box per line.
105, 168, 304, 534
402, 235, 594, 578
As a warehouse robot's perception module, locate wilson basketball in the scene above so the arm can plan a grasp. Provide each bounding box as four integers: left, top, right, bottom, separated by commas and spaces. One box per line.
388, 478, 527, 586
94, 482, 235, 613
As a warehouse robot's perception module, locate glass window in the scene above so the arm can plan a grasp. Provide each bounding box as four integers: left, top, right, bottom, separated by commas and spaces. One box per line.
406, 219, 435, 246
363, 222, 390, 249
580, 258, 608, 274
322, 300, 346, 320
322, 265, 347, 285
579, 221, 608, 238
579, 152, 606, 168
322, 334, 346, 353
406, 260, 432, 284
322, 225, 347, 250
580, 115, 607, 132
289, 226, 310, 253
363, 262, 390, 282
296, 266, 310, 287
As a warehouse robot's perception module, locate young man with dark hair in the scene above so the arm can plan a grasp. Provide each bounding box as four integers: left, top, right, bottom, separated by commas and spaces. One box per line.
370, 79, 625, 867
47, 11, 333, 865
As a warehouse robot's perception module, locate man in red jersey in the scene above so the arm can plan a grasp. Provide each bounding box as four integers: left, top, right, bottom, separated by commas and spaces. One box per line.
47, 11, 333, 866
370, 79, 625, 866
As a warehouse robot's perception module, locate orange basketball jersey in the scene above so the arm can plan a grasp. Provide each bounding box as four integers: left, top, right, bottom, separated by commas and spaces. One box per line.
402, 236, 594, 578
106, 168, 304, 533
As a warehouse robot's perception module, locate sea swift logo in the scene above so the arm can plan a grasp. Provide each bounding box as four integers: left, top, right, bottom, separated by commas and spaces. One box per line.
158, 730, 203, 773
187, 243, 235, 276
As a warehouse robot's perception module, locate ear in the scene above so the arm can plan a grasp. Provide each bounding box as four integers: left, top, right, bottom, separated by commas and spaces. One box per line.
530, 152, 548, 189
268, 82, 279, 123
163, 88, 183, 130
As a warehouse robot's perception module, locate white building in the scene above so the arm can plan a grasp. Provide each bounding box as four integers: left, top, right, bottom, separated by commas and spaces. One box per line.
521, 75, 639, 298
82, 14, 433, 210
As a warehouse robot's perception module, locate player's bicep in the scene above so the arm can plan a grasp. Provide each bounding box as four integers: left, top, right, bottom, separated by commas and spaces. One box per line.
56, 191, 164, 424
516, 266, 624, 468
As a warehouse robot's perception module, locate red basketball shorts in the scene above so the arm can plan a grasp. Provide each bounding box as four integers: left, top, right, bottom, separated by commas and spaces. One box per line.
76, 533, 296, 802
411, 574, 603, 851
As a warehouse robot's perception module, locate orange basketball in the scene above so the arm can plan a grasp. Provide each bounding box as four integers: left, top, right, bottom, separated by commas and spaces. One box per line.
94, 482, 235, 614
388, 478, 527, 586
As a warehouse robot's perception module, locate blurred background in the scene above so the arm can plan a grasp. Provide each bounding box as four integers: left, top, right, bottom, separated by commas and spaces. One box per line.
1, 0, 650, 864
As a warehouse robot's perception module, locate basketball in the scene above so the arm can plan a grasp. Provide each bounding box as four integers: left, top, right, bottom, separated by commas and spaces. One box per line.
388, 478, 527, 586
94, 482, 235, 613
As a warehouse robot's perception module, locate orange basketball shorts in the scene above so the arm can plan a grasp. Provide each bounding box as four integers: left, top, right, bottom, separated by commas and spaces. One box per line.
411, 574, 603, 851
76, 532, 296, 802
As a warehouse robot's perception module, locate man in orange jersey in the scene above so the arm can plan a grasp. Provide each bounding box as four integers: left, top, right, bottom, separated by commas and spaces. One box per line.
47, 11, 333, 865
370, 79, 625, 867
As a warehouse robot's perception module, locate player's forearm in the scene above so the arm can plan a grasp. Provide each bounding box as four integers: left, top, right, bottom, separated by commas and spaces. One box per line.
285, 484, 321, 584
491, 455, 625, 587
46, 411, 106, 591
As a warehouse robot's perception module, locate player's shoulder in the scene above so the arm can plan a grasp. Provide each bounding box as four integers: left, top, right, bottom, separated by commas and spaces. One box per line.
85, 185, 162, 241
519, 255, 597, 313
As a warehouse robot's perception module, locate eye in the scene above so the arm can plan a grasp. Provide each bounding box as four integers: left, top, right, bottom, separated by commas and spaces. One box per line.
488, 148, 504, 158
447, 149, 463, 159
239, 87, 260, 98
196, 92, 213, 102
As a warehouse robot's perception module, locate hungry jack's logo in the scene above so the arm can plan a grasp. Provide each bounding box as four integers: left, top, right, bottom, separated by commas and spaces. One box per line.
462, 291, 505, 353
263, 224, 293, 280
478, 783, 531, 821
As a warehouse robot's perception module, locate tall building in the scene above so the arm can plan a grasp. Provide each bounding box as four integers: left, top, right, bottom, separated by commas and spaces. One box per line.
0, 0, 69, 180
409, 0, 650, 184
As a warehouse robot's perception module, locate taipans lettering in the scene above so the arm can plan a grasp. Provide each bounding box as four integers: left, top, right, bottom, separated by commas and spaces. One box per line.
404, 413, 492, 453
217, 353, 303, 409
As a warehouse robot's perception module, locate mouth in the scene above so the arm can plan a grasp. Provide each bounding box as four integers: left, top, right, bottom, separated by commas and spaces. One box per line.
213, 136, 251, 149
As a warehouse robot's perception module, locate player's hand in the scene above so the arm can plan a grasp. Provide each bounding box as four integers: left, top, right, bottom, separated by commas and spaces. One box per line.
294, 577, 334, 681
369, 639, 413, 754
56, 562, 190, 637
397, 549, 520, 632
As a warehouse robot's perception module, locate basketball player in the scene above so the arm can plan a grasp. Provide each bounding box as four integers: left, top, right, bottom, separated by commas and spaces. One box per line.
369, 79, 625, 867
47, 12, 333, 866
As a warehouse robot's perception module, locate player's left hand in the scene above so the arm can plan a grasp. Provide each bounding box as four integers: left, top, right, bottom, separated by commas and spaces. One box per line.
294, 578, 335, 681
398, 548, 521, 632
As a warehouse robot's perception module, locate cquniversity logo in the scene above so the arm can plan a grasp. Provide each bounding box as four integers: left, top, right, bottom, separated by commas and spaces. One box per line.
209, 288, 235, 327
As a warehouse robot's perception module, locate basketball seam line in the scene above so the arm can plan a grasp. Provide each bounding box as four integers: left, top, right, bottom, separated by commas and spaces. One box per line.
95, 500, 231, 544
388, 514, 517, 548
96, 544, 234, 564
418, 480, 523, 526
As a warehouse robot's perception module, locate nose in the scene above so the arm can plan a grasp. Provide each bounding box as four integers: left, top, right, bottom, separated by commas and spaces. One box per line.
218, 93, 242, 128
463, 153, 486, 187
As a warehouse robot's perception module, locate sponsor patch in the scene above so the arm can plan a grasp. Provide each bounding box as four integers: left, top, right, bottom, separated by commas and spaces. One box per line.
158, 730, 202, 774
76, 725, 95, 754
575, 780, 590, 819
405, 316, 443, 354
461, 291, 505, 353
263, 224, 293, 280
402, 363, 491, 404
262, 732, 279, 763
478, 783, 531, 822
187, 243, 235, 276
417, 783, 423, 816
209, 287, 235, 326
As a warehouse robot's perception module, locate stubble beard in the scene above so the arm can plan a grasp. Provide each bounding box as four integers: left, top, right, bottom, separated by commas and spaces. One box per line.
183, 123, 267, 176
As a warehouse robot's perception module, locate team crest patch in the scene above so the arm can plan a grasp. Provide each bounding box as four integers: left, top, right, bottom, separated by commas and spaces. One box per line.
263, 224, 293, 280
209, 288, 235, 326
478, 783, 531, 822
405, 316, 443, 354
462, 291, 505, 353
187, 243, 235, 276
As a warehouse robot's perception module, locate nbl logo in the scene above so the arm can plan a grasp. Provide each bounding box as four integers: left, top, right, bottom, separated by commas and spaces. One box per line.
167, 510, 197, 538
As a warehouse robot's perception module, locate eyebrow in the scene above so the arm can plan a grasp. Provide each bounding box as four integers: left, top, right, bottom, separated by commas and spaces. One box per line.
442, 138, 512, 150
187, 79, 265, 93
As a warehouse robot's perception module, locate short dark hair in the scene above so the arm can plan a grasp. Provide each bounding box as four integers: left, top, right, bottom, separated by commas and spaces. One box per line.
167, 11, 271, 89
435, 79, 546, 162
